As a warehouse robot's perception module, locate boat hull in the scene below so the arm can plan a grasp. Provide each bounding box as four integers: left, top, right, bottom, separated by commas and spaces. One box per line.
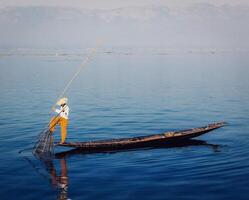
57, 122, 225, 150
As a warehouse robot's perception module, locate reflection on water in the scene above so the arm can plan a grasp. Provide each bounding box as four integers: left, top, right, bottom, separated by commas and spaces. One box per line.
43, 157, 70, 200
35, 139, 221, 200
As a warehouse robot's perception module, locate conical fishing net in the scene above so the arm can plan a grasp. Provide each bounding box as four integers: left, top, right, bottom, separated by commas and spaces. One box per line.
33, 129, 54, 158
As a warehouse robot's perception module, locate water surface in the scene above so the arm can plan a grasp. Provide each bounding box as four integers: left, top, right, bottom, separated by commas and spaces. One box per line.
0, 51, 249, 200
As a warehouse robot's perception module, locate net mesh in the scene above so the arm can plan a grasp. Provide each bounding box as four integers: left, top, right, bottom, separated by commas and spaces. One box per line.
32, 129, 54, 158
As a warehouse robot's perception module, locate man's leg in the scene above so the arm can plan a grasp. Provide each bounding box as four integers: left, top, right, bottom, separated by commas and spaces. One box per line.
60, 119, 68, 143
49, 117, 59, 132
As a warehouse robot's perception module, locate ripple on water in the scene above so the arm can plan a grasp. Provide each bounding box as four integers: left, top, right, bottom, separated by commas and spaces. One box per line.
1, 54, 249, 200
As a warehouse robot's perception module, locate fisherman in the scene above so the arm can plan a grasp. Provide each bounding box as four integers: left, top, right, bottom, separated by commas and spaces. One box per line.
49, 97, 69, 144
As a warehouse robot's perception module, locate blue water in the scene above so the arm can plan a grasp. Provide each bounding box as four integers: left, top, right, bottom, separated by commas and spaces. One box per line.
0, 51, 249, 200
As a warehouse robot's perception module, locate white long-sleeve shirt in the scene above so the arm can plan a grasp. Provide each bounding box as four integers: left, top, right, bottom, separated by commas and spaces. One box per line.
55, 105, 69, 119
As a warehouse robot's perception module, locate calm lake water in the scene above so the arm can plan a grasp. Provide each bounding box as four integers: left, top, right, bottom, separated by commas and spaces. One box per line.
0, 50, 249, 200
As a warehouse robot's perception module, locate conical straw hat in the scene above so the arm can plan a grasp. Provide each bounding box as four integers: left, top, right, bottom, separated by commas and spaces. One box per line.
56, 97, 68, 106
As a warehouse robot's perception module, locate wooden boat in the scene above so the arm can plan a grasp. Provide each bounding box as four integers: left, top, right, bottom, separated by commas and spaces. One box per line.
55, 139, 220, 158
57, 122, 225, 150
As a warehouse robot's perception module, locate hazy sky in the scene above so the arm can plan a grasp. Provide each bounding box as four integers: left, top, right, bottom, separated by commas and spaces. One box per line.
1, 1, 248, 48
1, 0, 249, 9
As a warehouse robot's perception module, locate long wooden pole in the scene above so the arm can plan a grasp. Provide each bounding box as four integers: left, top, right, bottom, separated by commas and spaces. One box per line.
52, 40, 103, 109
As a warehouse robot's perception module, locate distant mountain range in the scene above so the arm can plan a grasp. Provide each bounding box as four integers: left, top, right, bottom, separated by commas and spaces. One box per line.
0, 4, 248, 48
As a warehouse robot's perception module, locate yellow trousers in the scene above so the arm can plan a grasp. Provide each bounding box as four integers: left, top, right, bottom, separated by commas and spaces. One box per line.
49, 117, 68, 143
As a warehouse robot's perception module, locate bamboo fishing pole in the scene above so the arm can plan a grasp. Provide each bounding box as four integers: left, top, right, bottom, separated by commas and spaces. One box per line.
52, 40, 103, 110
37, 40, 102, 135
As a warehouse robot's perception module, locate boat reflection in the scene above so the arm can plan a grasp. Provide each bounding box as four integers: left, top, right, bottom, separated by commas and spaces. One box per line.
54, 139, 221, 159
39, 139, 220, 200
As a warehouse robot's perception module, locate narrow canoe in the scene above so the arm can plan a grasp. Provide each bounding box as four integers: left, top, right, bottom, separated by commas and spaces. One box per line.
55, 139, 220, 158
57, 122, 225, 150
